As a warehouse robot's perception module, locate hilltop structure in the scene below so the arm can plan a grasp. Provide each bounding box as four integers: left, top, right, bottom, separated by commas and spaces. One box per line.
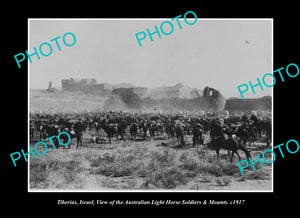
148, 83, 202, 99
46, 81, 56, 92
61, 78, 226, 111
61, 79, 202, 99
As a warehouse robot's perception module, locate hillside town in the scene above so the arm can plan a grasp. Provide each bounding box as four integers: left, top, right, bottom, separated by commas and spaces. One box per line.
60, 78, 203, 99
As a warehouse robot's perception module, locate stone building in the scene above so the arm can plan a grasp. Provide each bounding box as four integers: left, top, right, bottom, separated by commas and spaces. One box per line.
202, 86, 226, 111
90, 83, 113, 96
148, 83, 202, 99
132, 87, 148, 98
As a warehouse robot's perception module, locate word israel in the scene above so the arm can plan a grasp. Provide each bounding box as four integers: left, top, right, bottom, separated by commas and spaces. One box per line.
14, 32, 76, 68
237, 63, 299, 99
10, 132, 71, 167
237, 138, 299, 175
135, 11, 197, 47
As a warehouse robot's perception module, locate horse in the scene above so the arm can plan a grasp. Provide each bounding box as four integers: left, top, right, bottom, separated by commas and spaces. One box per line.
43, 124, 60, 148
74, 122, 86, 149
139, 121, 149, 139
101, 123, 118, 143
235, 124, 250, 147
148, 123, 160, 139
257, 119, 271, 147
192, 125, 203, 147
210, 135, 252, 162
29, 123, 35, 142
37, 123, 47, 141
175, 124, 185, 147
117, 121, 127, 141
129, 123, 138, 140
166, 123, 176, 139
59, 127, 74, 149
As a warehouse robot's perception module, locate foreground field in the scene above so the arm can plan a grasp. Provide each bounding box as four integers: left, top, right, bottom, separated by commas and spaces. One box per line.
29, 135, 272, 191
29, 89, 272, 191
30, 89, 107, 113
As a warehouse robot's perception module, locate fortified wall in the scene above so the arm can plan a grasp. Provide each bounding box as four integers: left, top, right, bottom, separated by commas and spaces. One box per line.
61, 78, 226, 112
225, 96, 271, 112
62, 78, 110, 96
202, 86, 226, 111
61, 79, 202, 99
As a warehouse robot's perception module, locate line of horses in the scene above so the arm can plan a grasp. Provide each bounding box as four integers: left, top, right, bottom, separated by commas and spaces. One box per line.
30, 111, 271, 162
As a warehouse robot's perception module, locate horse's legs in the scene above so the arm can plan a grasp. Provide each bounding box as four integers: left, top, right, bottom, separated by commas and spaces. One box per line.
40, 130, 43, 141
76, 137, 81, 149
230, 150, 241, 162
230, 151, 234, 162
180, 135, 184, 147
192, 136, 196, 147
236, 151, 241, 161
216, 148, 220, 161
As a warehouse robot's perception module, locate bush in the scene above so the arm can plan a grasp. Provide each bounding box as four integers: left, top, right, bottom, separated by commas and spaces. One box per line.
179, 151, 200, 171
148, 148, 177, 169
30, 163, 48, 188
244, 168, 270, 180
215, 176, 232, 186
179, 150, 224, 177
30, 153, 86, 189
146, 166, 187, 189
221, 162, 241, 176
198, 163, 223, 177
91, 152, 140, 177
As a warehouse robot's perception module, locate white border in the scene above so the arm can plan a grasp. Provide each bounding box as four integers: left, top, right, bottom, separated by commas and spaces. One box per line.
28, 18, 274, 193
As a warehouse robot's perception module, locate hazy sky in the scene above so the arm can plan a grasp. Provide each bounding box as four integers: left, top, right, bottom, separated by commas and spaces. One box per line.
29, 19, 272, 98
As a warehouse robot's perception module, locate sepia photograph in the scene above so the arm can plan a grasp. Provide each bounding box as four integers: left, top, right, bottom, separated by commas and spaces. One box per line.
28, 18, 273, 192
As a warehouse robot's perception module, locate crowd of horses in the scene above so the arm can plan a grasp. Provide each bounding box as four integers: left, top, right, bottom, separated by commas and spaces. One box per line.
29, 110, 271, 162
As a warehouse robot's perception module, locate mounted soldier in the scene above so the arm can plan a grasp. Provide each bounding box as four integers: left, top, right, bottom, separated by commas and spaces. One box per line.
29, 121, 35, 142
130, 121, 138, 140
210, 117, 227, 141
174, 120, 185, 147
250, 111, 258, 126
74, 120, 86, 148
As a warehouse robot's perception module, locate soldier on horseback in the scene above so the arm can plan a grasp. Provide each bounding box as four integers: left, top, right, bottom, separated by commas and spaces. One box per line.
192, 123, 203, 147
210, 117, 227, 141
210, 118, 251, 162
74, 120, 86, 148
174, 119, 185, 147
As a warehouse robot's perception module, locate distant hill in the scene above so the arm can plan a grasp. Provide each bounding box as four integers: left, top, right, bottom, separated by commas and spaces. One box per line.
30, 89, 107, 113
